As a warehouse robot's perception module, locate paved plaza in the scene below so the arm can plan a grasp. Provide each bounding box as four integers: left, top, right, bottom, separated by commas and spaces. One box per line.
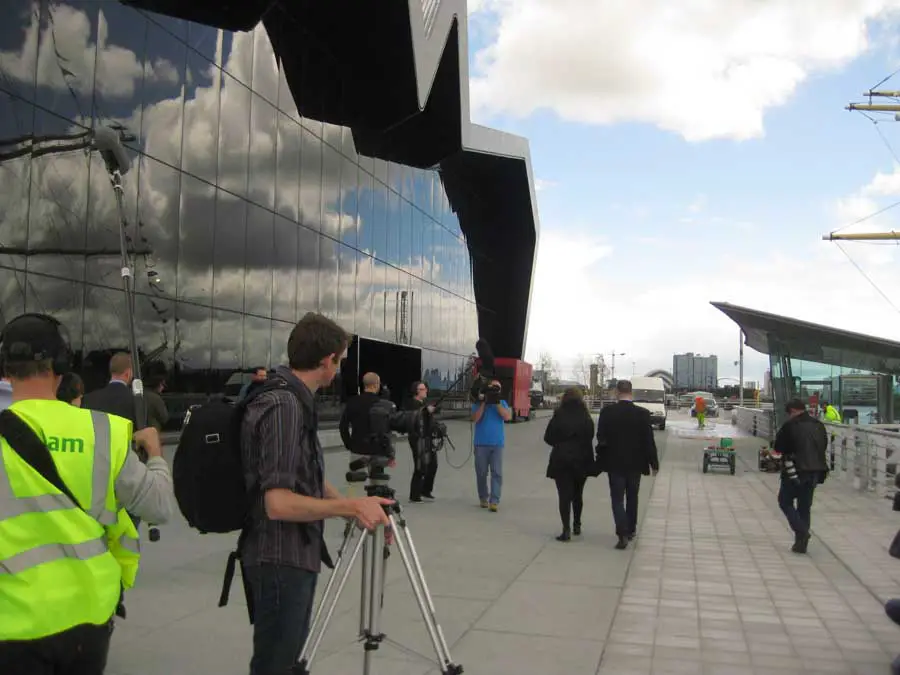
106, 411, 900, 674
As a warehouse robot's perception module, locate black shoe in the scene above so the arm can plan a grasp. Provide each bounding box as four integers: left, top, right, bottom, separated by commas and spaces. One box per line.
792, 532, 810, 554
422, 493, 435, 501
573, 523, 582, 536
615, 536, 628, 550
556, 529, 571, 542
409, 497, 424, 504
627, 531, 636, 541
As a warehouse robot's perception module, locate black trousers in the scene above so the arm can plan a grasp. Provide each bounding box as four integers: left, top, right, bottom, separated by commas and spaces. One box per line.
608, 471, 641, 537
778, 473, 818, 536
409, 441, 437, 499
554, 473, 587, 530
0, 620, 113, 675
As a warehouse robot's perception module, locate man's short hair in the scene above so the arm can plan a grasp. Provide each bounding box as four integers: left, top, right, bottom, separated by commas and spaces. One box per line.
616, 379, 632, 394
5, 358, 54, 379
288, 312, 350, 371
109, 352, 132, 376
785, 398, 806, 413
362, 372, 380, 389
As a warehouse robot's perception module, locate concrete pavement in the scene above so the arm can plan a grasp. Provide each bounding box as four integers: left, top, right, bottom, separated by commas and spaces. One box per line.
106, 410, 900, 674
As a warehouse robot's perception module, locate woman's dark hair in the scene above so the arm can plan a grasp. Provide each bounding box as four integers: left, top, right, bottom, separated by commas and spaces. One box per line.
561, 387, 584, 405
57, 372, 84, 404
287, 312, 350, 370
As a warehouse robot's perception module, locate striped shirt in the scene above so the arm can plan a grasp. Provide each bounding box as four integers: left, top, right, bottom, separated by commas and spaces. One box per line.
240, 367, 325, 572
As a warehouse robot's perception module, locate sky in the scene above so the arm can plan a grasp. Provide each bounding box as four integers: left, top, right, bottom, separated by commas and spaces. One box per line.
465, 0, 900, 384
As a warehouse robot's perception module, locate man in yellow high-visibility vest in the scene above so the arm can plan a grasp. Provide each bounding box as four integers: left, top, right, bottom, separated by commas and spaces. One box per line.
0, 313, 174, 675
822, 401, 842, 423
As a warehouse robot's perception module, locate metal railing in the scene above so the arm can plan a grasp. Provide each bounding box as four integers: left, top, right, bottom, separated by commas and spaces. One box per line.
824, 422, 900, 499
733, 407, 775, 441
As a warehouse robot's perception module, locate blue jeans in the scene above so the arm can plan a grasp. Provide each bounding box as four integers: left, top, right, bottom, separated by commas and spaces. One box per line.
778, 473, 818, 536
474, 445, 503, 504
244, 564, 319, 675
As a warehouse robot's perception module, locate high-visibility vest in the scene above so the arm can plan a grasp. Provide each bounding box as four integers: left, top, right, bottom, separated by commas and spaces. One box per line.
824, 405, 842, 423
0, 399, 140, 641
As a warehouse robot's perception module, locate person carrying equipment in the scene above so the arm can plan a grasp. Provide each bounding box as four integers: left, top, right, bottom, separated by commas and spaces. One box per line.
0, 313, 174, 675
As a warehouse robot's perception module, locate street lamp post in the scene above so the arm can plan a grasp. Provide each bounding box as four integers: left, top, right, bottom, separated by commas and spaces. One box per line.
609, 351, 626, 382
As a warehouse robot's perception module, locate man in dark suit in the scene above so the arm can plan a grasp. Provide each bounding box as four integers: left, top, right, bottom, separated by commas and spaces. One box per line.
595, 379, 660, 550
82, 351, 136, 425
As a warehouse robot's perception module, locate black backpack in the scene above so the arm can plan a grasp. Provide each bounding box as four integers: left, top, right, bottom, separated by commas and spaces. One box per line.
173, 380, 288, 534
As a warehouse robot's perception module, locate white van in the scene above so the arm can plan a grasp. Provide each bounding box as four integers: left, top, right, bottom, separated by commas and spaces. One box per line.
630, 376, 667, 430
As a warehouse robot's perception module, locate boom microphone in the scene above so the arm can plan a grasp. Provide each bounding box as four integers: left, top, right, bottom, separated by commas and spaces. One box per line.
92, 126, 131, 176
475, 338, 495, 377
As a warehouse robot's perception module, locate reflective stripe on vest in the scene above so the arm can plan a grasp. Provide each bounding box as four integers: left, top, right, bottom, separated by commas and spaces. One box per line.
0, 411, 116, 526
0, 536, 107, 575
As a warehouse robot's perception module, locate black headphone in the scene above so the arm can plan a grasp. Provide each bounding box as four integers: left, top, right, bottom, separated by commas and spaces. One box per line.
0, 313, 73, 376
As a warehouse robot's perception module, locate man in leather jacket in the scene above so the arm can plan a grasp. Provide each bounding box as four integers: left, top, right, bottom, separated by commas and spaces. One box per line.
773, 398, 829, 554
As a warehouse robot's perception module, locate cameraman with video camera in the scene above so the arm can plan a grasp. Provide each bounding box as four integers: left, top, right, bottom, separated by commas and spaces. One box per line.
407, 381, 437, 503
472, 379, 511, 511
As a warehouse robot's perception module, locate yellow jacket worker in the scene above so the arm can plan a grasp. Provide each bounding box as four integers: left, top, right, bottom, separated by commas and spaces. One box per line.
0, 313, 174, 675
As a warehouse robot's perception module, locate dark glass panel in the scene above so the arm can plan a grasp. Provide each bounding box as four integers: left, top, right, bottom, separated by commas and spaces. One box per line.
356, 169, 374, 256
270, 319, 290, 369
0, 1, 39, 103
221, 24, 253, 87
320, 139, 342, 242
386, 189, 399, 266
243, 314, 272, 371
399, 198, 412, 271
297, 225, 319, 314
275, 112, 301, 221
248, 93, 277, 210
371, 179, 387, 263
336, 243, 356, 334
217, 73, 251, 199
32, 2, 96, 124
133, 289, 175, 372
177, 174, 215, 305
0, 92, 34, 267
138, 19, 186, 169
355, 251, 372, 339
408, 275, 422, 348
82, 284, 131, 362
0, 264, 26, 325
174, 300, 212, 374
417, 281, 431, 351
211, 307, 242, 371
299, 126, 323, 232
251, 25, 279, 105
372, 157, 388, 186
277, 63, 298, 120
84, 135, 129, 290
22, 265, 85, 350
370, 260, 387, 342
212, 191, 245, 312
186, 17, 219, 64
384, 265, 399, 344
340, 157, 358, 249
421, 214, 433, 285
245, 202, 274, 316
397, 270, 412, 346
135, 155, 180, 299
182, 50, 221, 185
272, 215, 298, 322
318, 233, 339, 320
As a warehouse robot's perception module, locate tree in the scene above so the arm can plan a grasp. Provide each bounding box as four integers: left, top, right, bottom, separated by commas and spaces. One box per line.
573, 353, 590, 386
537, 351, 557, 389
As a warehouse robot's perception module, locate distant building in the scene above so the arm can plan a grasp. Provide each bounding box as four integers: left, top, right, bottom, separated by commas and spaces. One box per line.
644, 369, 674, 391
673, 353, 718, 391
763, 370, 772, 397
744, 380, 759, 391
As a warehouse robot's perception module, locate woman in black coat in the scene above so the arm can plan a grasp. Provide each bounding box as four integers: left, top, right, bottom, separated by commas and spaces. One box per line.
544, 387, 596, 541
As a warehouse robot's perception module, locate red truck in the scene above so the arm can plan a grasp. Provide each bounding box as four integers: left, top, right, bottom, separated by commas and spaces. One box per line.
475, 357, 534, 422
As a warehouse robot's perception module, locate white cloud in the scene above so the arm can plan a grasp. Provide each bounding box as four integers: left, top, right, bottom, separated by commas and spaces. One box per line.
469, 0, 900, 140
526, 171, 900, 381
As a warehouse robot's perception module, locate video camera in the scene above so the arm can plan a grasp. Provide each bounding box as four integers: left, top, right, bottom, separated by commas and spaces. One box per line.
362, 397, 431, 466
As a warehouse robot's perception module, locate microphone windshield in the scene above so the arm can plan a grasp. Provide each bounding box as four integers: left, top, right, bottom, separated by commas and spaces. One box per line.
92, 126, 132, 176
476, 338, 495, 375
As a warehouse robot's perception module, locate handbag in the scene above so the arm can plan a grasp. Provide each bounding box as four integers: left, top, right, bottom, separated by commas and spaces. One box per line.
586, 448, 604, 478
0, 409, 84, 512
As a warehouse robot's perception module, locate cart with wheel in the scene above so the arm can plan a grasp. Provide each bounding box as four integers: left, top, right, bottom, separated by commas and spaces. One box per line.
702, 437, 736, 475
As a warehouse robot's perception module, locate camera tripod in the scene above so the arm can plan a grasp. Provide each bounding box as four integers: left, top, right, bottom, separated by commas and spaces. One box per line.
293, 479, 462, 675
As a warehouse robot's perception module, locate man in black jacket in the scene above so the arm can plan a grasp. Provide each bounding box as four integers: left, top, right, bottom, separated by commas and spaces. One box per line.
339, 371, 385, 457
595, 380, 660, 550
407, 381, 437, 503
774, 398, 829, 554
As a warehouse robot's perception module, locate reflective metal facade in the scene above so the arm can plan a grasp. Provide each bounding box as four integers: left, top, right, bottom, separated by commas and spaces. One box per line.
0, 1, 481, 418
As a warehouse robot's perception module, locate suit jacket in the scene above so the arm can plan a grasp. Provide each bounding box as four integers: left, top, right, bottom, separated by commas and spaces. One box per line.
595, 400, 659, 475
82, 381, 136, 426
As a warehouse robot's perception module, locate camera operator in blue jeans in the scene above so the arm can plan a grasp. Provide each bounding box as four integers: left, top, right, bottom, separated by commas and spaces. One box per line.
471, 380, 511, 511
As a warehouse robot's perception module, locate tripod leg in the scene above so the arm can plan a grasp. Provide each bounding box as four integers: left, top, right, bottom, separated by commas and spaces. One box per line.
296, 525, 367, 673
362, 525, 386, 675
359, 534, 372, 637
388, 513, 461, 673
